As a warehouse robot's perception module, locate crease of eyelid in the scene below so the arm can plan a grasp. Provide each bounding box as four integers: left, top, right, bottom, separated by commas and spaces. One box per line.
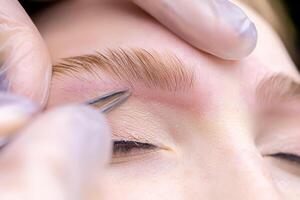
256, 73, 300, 106
52, 48, 194, 93
108, 109, 175, 152
110, 121, 173, 152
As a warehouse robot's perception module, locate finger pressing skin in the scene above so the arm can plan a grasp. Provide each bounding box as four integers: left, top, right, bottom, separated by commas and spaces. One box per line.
132, 0, 257, 60
0, 105, 111, 200
0, 0, 52, 105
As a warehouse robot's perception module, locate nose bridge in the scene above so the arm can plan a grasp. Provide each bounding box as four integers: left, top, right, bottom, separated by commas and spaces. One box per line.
207, 142, 279, 199
203, 113, 281, 200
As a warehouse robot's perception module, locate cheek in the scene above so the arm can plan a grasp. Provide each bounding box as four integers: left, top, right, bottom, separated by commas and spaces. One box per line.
96, 170, 186, 200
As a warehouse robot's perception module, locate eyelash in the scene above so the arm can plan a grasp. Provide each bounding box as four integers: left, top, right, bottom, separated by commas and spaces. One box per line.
271, 153, 300, 165
112, 142, 300, 167
112, 140, 157, 158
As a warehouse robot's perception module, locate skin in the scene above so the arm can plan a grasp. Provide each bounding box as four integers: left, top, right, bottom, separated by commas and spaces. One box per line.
32, 0, 300, 199
0, 0, 257, 108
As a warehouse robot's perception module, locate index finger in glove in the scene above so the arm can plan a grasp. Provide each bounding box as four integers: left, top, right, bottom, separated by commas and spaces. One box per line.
0, 0, 52, 105
132, 0, 257, 60
0, 105, 111, 200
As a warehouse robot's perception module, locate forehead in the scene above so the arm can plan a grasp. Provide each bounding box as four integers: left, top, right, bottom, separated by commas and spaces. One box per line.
35, 0, 298, 91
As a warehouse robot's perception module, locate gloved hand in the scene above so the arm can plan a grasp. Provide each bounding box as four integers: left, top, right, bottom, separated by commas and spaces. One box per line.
0, 93, 111, 200
0, 0, 52, 105
133, 0, 257, 60
0, 0, 257, 105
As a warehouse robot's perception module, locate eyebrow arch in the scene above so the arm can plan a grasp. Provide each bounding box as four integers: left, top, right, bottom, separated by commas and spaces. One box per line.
256, 73, 300, 106
53, 48, 194, 92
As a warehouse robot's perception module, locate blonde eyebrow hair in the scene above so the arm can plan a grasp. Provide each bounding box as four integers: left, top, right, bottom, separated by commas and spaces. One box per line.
53, 48, 194, 92
256, 73, 300, 105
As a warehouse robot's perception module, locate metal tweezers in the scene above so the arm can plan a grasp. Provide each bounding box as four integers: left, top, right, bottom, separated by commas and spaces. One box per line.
85, 90, 131, 113
0, 90, 131, 150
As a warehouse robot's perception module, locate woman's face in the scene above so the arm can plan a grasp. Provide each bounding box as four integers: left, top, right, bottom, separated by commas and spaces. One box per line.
35, 0, 300, 199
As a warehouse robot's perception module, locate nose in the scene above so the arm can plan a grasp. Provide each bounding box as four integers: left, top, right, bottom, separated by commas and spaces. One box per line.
0, 105, 111, 200
207, 146, 281, 199
202, 122, 282, 200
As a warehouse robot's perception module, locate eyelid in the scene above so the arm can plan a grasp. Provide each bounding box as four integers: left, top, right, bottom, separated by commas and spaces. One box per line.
113, 140, 157, 155
108, 104, 176, 151
256, 122, 300, 158
270, 152, 300, 165
111, 133, 160, 148
111, 140, 160, 164
111, 134, 172, 152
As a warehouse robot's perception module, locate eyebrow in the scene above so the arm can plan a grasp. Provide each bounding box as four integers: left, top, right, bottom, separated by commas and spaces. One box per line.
256, 73, 300, 106
53, 48, 194, 92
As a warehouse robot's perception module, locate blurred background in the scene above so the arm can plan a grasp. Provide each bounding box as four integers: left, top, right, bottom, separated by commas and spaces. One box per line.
242, 0, 300, 70
19, 0, 300, 70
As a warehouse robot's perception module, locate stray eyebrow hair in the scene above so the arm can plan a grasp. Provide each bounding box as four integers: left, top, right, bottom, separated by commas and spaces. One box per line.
53, 48, 194, 92
256, 74, 300, 105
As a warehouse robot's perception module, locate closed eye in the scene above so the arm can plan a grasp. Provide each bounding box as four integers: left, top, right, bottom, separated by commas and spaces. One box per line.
270, 153, 300, 165
112, 140, 158, 161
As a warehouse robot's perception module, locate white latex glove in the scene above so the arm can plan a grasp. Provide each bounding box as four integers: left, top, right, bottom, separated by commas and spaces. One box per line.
0, 93, 111, 200
132, 0, 257, 60
0, 0, 52, 105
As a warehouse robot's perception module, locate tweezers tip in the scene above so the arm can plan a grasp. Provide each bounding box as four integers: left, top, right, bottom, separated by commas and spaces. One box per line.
85, 89, 132, 113
102, 89, 131, 113
121, 89, 131, 96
